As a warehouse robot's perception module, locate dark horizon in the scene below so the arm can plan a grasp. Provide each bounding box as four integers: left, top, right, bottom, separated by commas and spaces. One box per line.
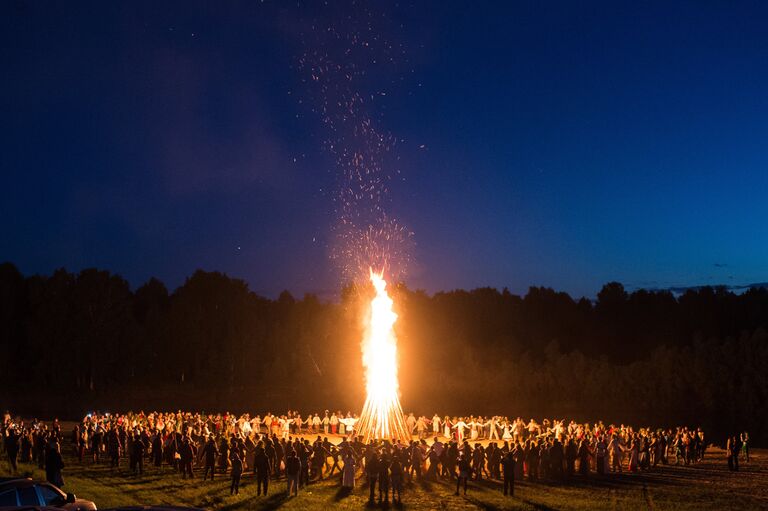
4, 259, 768, 302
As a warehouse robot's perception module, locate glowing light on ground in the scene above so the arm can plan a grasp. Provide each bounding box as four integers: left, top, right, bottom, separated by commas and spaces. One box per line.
357, 268, 410, 442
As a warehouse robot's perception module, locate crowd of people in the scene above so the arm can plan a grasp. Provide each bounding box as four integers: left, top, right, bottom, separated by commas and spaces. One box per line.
1, 410, 749, 503
1, 414, 65, 488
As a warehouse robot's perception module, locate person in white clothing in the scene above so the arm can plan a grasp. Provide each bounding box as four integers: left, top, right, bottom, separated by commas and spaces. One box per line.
280, 417, 293, 439
502, 420, 513, 441
453, 419, 469, 443
432, 414, 442, 436
488, 417, 500, 440
339, 415, 358, 440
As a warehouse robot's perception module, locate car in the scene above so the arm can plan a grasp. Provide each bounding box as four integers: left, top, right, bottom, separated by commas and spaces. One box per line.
0, 507, 63, 511
0, 479, 96, 511
102, 508, 205, 511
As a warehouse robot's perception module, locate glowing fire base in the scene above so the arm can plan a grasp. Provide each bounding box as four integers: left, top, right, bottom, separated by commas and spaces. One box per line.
357, 270, 411, 443
358, 393, 410, 443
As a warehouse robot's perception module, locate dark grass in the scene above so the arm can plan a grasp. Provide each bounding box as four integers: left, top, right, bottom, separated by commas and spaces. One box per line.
1, 444, 766, 510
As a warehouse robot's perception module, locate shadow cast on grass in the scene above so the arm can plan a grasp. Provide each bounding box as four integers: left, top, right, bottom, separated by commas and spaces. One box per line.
218, 490, 288, 511
519, 497, 558, 511
333, 486, 353, 501
462, 494, 503, 511
365, 498, 388, 509
417, 477, 435, 493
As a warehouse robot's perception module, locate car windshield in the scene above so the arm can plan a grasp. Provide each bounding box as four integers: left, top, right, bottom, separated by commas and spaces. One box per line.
38, 484, 65, 505
0, 490, 17, 507
18, 486, 39, 506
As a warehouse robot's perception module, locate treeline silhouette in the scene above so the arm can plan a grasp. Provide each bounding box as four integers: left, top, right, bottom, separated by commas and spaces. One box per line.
1, 262, 766, 445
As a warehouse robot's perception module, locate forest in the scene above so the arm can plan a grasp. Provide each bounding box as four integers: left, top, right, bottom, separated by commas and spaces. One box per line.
1, 261, 766, 445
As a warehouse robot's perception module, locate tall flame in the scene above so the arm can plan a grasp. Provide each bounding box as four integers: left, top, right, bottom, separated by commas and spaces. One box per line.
357, 268, 410, 442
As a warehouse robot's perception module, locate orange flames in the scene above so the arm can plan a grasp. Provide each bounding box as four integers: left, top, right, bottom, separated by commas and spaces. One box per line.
357, 268, 410, 442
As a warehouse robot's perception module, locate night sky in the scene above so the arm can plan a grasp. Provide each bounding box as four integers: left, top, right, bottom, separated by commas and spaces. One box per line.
3, 1, 768, 299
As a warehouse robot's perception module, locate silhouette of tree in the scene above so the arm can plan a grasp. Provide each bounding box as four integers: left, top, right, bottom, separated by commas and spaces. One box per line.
1, 262, 767, 445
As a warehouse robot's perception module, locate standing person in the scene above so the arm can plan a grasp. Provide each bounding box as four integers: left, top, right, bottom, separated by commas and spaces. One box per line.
126, 431, 136, 474
501, 449, 516, 497
639, 435, 651, 470
330, 413, 339, 435
107, 428, 121, 472
502, 420, 513, 441
272, 437, 284, 479
456, 454, 471, 496
45, 440, 65, 488
595, 436, 607, 475
254, 445, 270, 496
432, 414, 442, 438
390, 454, 404, 503
263, 437, 276, 478
452, 419, 469, 444
578, 439, 591, 476
281, 417, 293, 440
366, 451, 381, 503
565, 438, 578, 477
649, 433, 660, 467
673, 433, 684, 465
608, 434, 623, 473
525, 441, 539, 481
342, 450, 356, 488
627, 437, 639, 473
471, 444, 486, 481
327, 446, 341, 477
76, 427, 87, 463
132, 433, 146, 476
727, 436, 740, 472
443, 417, 452, 440
378, 455, 391, 503
229, 452, 243, 495
4, 426, 20, 474
322, 413, 330, 435
285, 450, 300, 496
216, 437, 229, 475
310, 439, 327, 480
71, 425, 80, 459
201, 436, 219, 481
426, 441, 441, 480
179, 437, 194, 479
152, 432, 164, 470
166, 433, 179, 471
740, 432, 749, 463
550, 437, 565, 480
416, 417, 428, 440
659, 431, 668, 465
91, 426, 103, 464
406, 414, 417, 436
444, 441, 458, 478
488, 417, 500, 441
34, 428, 47, 469
410, 441, 423, 480
298, 441, 310, 488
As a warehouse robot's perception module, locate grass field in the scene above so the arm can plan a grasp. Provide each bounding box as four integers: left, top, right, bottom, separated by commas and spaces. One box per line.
2, 437, 766, 511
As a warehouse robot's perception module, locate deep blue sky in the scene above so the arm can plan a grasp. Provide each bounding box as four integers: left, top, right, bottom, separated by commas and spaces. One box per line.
2, 1, 768, 299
